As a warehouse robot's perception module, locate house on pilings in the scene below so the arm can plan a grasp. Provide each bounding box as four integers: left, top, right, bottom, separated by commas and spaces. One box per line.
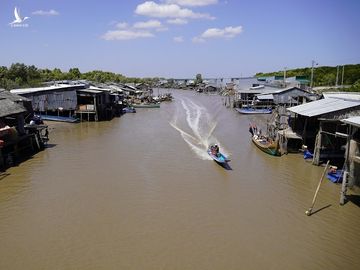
339, 116, 360, 204
0, 89, 48, 170
287, 93, 360, 166
10, 84, 86, 119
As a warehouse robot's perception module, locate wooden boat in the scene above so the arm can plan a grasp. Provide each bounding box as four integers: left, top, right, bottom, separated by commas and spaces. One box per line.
132, 103, 160, 108
35, 114, 79, 123
235, 107, 272, 114
251, 135, 281, 156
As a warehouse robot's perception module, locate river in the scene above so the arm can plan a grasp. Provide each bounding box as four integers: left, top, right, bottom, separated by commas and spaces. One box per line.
0, 89, 359, 270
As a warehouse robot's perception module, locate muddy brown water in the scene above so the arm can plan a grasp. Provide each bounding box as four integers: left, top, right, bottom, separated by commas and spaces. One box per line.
0, 89, 359, 270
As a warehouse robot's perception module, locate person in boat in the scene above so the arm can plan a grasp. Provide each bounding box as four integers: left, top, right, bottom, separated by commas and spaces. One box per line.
214, 144, 220, 157
249, 124, 254, 136
210, 145, 215, 155
250, 124, 257, 134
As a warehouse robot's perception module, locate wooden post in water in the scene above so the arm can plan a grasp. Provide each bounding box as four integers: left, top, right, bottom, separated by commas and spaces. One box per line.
313, 123, 322, 165
34, 133, 40, 150
340, 126, 351, 205
302, 118, 308, 145
0, 150, 4, 169
306, 160, 330, 216
94, 96, 98, 122
340, 171, 348, 205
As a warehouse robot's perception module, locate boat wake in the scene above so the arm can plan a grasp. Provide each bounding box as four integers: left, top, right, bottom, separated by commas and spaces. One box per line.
170, 97, 226, 160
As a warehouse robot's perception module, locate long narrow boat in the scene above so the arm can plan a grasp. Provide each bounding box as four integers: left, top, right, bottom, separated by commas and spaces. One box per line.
35, 114, 79, 123
207, 150, 230, 163
207, 145, 231, 163
251, 135, 281, 156
132, 103, 160, 108
235, 107, 272, 114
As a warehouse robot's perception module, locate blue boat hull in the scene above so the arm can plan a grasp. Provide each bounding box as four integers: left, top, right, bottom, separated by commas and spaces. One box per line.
35, 115, 79, 123
235, 108, 272, 114
327, 170, 344, 183
207, 150, 230, 163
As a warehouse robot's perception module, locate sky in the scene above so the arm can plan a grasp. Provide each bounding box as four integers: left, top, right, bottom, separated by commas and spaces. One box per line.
1, 0, 360, 78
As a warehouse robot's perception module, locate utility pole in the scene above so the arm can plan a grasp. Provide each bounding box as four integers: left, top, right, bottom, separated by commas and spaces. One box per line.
283, 67, 287, 87
341, 65, 345, 87
310, 60, 318, 89
336, 65, 339, 87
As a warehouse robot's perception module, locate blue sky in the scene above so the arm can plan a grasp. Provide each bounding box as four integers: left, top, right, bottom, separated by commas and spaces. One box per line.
1, 0, 360, 78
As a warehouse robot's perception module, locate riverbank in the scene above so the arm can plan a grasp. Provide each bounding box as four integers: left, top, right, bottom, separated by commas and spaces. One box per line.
0, 89, 359, 270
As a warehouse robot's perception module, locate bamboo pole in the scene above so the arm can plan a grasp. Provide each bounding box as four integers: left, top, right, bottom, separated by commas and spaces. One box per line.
306, 160, 330, 216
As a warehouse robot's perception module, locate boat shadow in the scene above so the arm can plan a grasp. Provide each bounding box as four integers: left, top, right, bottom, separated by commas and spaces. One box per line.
45, 143, 57, 149
215, 161, 233, 170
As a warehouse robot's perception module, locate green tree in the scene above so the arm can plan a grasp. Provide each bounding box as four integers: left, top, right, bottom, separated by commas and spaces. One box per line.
68, 68, 81, 80
52, 68, 64, 80
350, 79, 360, 92
7, 63, 28, 82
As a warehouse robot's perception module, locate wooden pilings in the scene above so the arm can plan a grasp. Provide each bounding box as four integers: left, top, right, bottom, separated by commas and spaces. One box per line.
0, 132, 46, 171
312, 123, 322, 165
0, 150, 4, 169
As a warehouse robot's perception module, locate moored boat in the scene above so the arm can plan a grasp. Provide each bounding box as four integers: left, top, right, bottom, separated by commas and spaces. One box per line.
132, 103, 160, 108
35, 114, 79, 123
235, 107, 272, 114
251, 135, 281, 156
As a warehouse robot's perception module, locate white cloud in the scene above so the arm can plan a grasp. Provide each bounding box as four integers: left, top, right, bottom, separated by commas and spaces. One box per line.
192, 36, 205, 43
166, 0, 218, 6
102, 18, 169, 41
156, 27, 169, 32
32, 9, 59, 16
133, 20, 162, 29
200, 25, 243, 40
116, 22, 129, 29
133, 20, 168, 32
167, 18, 188, 25
173, 36, 184, 42
102, 30, 154, 40
202, 26, 243, 38
192, 26, 243, 43
135, 1, 214, 19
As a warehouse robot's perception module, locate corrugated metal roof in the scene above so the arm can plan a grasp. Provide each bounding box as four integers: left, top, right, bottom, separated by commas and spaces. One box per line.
236, 87, 277, 94
342, 116, 360, 128
322, 92, 360, 101
88, 86, 112, 91
287, 98, 360, 117
0, 98, 27, 117
10, 84, 85, 95
77, 89, 103, 94
0, 90, 31, 102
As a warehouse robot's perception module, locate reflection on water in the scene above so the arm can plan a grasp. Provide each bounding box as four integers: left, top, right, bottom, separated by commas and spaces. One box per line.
0, 89, 359, 270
